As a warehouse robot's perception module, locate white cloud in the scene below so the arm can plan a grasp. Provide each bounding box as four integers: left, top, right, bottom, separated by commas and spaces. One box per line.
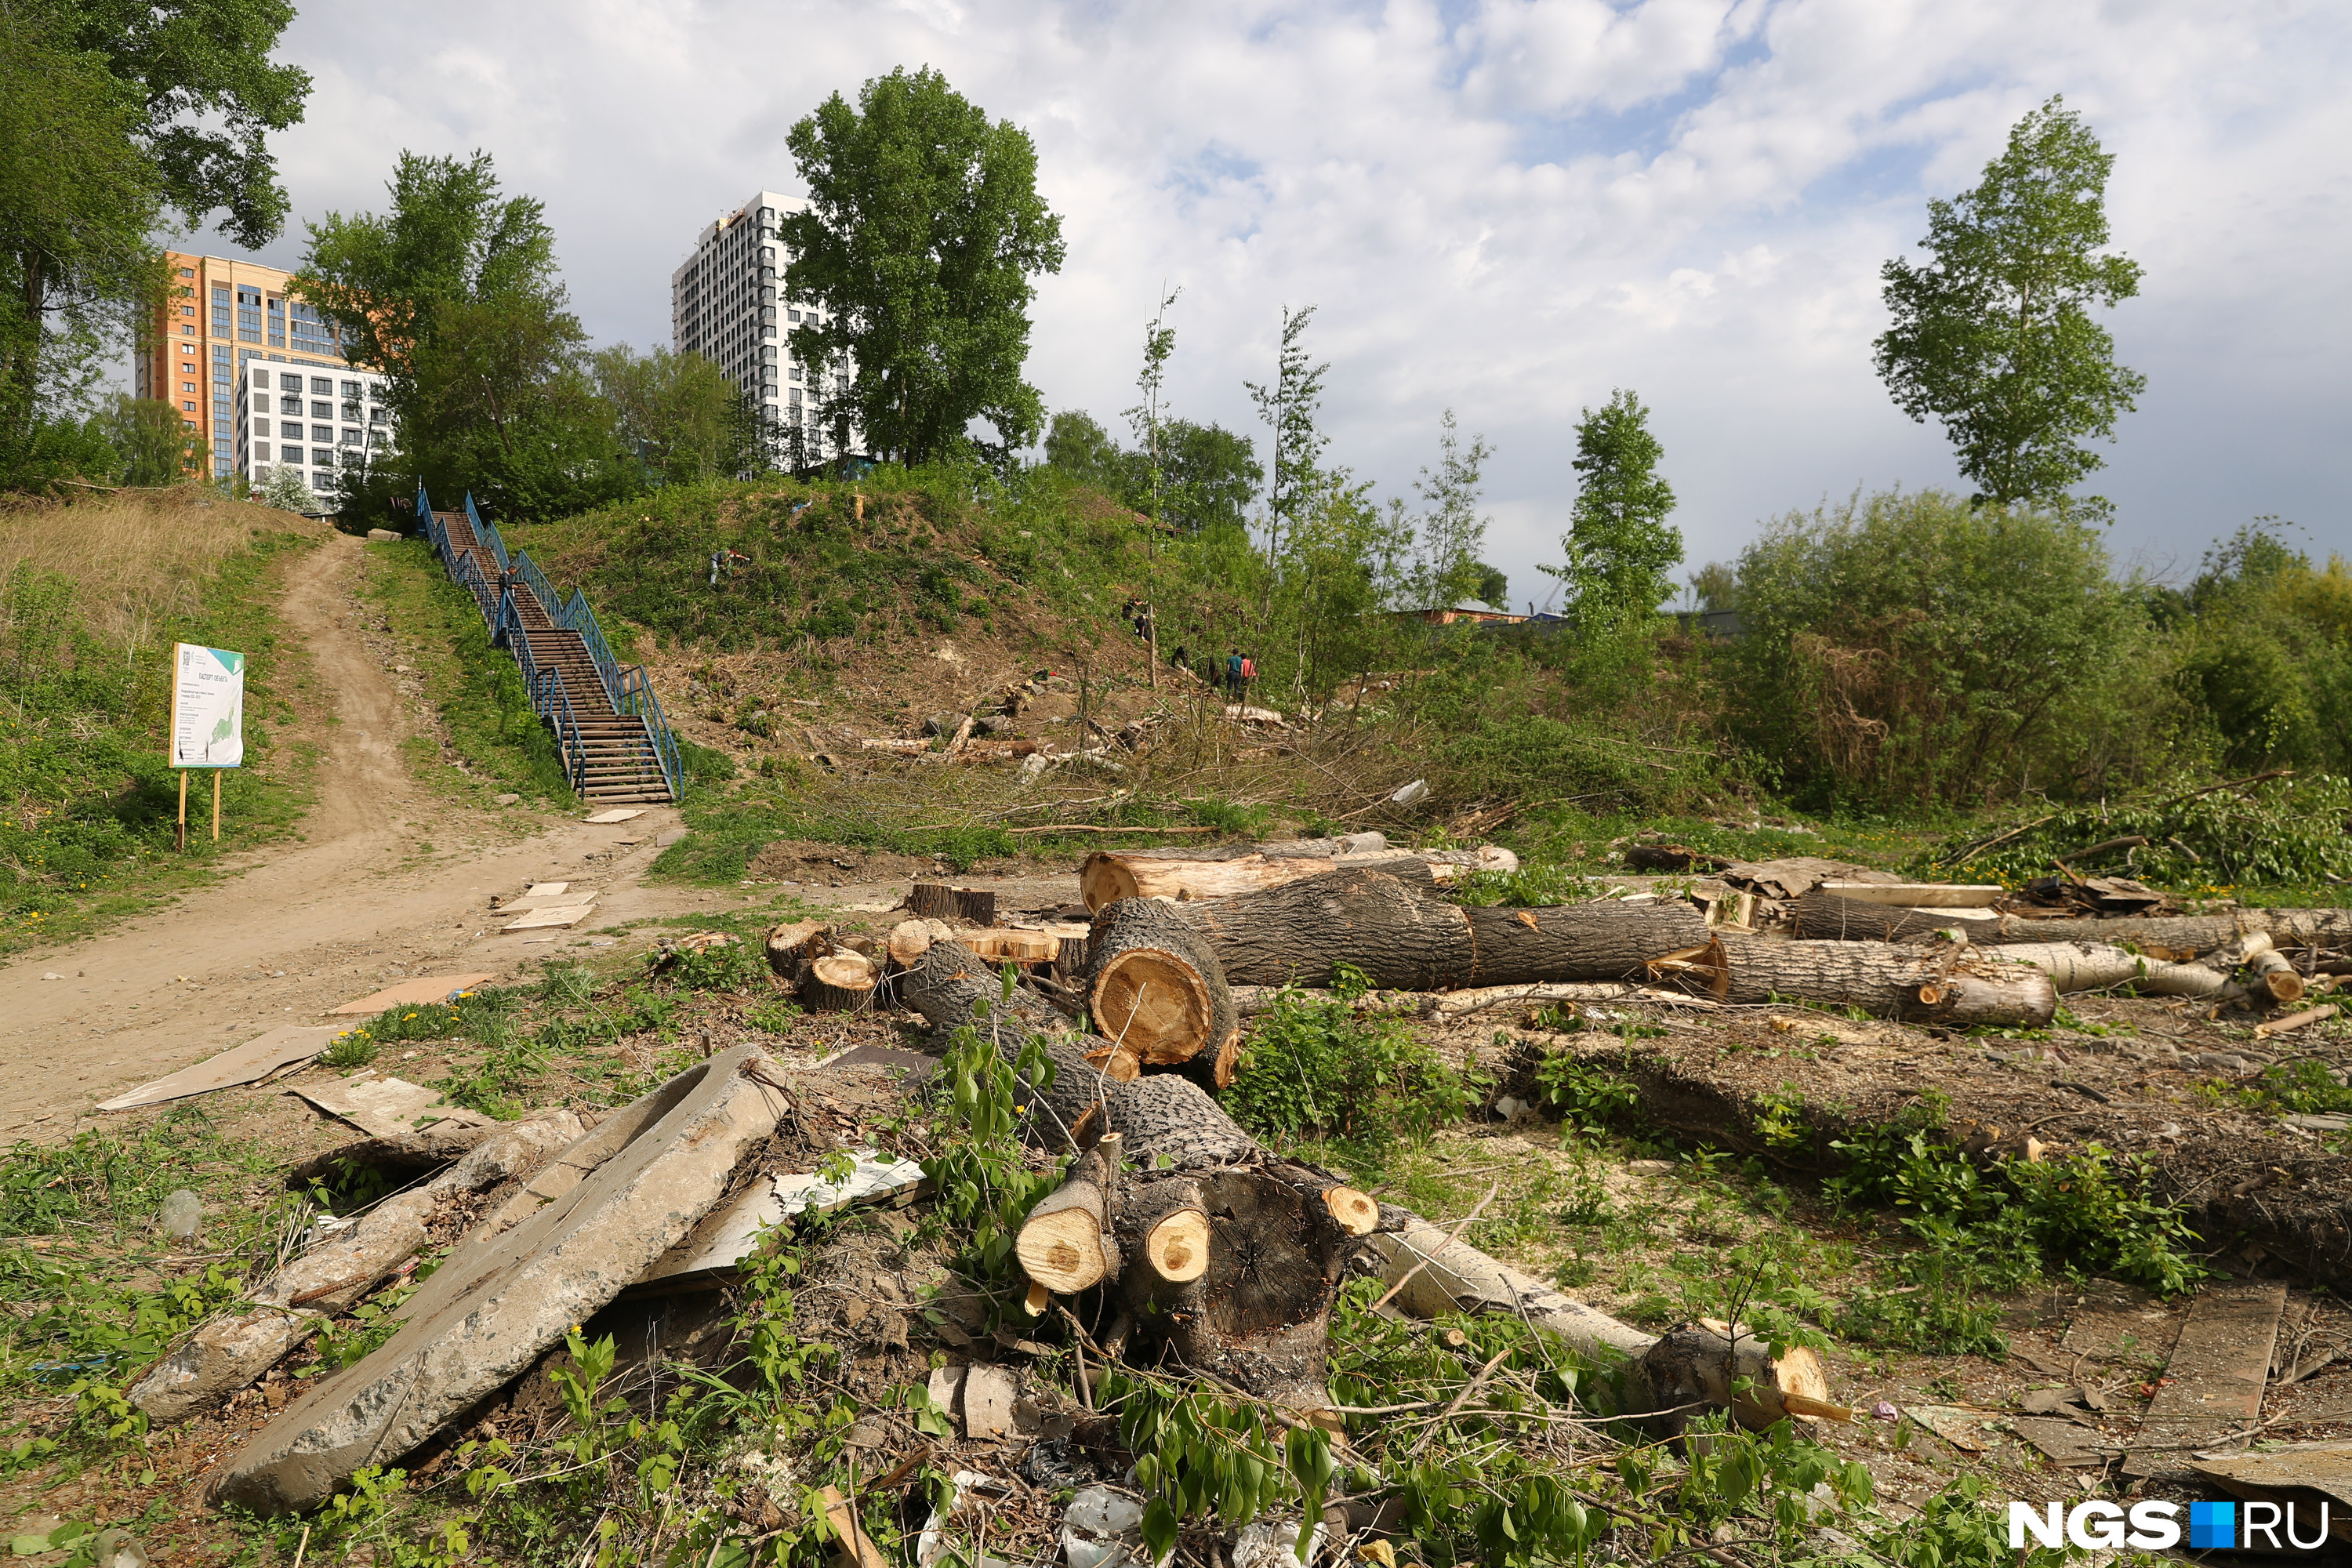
180, 0, 2352, 590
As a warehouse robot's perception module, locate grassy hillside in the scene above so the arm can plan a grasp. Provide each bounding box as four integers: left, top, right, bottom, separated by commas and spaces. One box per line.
0, 488, 330, 951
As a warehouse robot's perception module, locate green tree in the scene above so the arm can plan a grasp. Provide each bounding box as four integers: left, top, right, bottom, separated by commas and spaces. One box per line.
1159, 419, 1259, 535
2172, 521, 2352, 773
1686, 561, 1739, 612
298, 152, 629, 520
1243, 303, 1329, 568
781, 67, 1066, 465
0, 16, 165, 485
56, 0, 311, 249
1404, 408, 1504, 609
1875, 97, 2144, 510
96, 394, 198, 484
592, 344, 759, 486
1541, 388, 1680, 630
1043, 409, 1132, 498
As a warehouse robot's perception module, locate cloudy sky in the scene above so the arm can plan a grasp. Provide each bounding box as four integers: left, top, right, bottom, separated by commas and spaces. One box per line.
186, 0, 2351, 603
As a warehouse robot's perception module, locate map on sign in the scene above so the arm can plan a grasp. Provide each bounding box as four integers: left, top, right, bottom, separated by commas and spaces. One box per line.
169, 643, 245, 768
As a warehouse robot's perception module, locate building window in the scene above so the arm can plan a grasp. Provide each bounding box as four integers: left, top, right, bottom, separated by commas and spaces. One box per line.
279, 372, 301, 391
368, 431, 387, 448
341, 380, 360, 398
310, 377, 330, 394
368, 406, 387, 424
178, 267, 194, 278
183, 400, 196, 412
340, 429, 360, 445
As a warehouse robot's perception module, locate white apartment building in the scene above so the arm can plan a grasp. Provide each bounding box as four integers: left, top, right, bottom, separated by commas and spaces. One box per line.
670, 190, 851, 463
238, 362, 396, 503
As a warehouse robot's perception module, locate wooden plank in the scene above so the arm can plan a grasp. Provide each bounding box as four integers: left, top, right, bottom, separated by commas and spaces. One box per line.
328, 974, 499, 1015
2123, 1279, 2288, 1479
501, 904, 597, 932
1818, 882, 2003, 908
583, 808, 645, 824
96, 1025, 349, 1112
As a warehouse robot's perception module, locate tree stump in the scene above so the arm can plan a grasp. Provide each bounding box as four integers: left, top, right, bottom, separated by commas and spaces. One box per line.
803, 952, 877, 1012
1085, 898, 1240, 1091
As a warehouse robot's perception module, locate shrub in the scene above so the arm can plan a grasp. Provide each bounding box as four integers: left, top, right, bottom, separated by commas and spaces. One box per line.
1226, 968, 1479, 1165
1729, 488, 2170, 810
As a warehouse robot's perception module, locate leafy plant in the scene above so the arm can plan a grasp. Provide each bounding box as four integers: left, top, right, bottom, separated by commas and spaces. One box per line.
918, 981, 1063, 1282
1226, 971, 1478, 1165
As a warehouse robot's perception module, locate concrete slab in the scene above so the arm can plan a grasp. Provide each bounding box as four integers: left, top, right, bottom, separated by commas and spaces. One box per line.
328, 975, 498, 1015
583, 808, 645, 824
211, 1047, 790, 1513
497, 889, 598, 915
502, 905, 597, 932
96, 1025, 350, 1112
290, 1074, 488, 1137
2191, 1440, 2352, 1544
631, 1152, 926, 1287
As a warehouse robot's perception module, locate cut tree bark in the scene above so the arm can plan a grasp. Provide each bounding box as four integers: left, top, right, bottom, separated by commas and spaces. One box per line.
2247, 947, 2307, 1006
1085, 898, 1240, 1091
1079, 846, 1516, 912
1687, 935, 2059, 1027
1174, 867, 1709, 989
1796, 891, 1984, 944
803, 953, 877, 1012
1966, 909, 2352, 959
1991, 942, 2239, 1000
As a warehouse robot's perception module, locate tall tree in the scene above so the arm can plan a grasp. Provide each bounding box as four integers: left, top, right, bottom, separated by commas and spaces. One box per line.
1541, 388, 1680, 630
781, 67, 1065, 466
1159, 419, 1259, 535
1405, 408, 1504, 609
0, 15, 164, 484
298, 152, 627, 519
96, 394, 198, 485
1875, 96, 2143, 510
593, 344, 759, 486
1243, 303, 1328, 570
58, 0, 312, 249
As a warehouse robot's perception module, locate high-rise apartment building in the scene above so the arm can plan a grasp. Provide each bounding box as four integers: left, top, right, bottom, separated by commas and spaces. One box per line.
136, 252, 395, 506
670, 191, 850, 462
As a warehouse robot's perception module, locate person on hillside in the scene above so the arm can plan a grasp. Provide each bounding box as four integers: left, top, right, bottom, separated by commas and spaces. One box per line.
1240, 653, 1258, 702
495, 563, 517, 622
1225, 649, 1243, 701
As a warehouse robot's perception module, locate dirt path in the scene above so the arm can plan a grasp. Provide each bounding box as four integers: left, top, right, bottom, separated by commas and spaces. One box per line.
0, 535, 735, 1138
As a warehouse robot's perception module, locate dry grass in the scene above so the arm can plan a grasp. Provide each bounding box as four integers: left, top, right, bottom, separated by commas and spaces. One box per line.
0, 485, 331, 641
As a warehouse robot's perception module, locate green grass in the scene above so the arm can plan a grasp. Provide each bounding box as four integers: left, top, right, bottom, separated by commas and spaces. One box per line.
0, 532, 325, 955
361, 538, 575, 804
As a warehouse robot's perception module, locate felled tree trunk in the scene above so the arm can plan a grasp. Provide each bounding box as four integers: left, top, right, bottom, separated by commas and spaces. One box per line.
1085, 898, 1240, 1090
1965, 908, 2352, 959
1174, 868, 1709, 989
1079, 846, 1515, 912
1991, 942, 2238, 1000
1795, 891, 1984, 943
907, 938, 1824, 1430
1365, 1213, 1828, 1433
1700, 935, 2058, 1027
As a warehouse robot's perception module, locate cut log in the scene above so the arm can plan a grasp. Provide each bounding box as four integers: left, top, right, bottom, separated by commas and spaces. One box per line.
1796, 891, 1982, 944
1967, 908, 2352, 959
1989, 942, 2238, 1000
962, 928, 1060, 964
1176, 868, 1708, 989
906, 884, 997, 924
803, 953, 877, 1012
2247, 947, 2307, 1006
885, 918, 955, 969
1816, 882, 2002, 908
1079, 847, 1515, 912
1085, 898, 1238, 1090
1320, 1185, 1378, 1236
909, 935, 1817, 1430
764, 919, 833, 984
1696, 935, 2059, 1027
1016, 1134, 1123, 1294
1642, 1320, 1833, 1435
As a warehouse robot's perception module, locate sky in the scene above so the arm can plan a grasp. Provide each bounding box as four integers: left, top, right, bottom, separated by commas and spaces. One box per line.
177, 0, 2352, 606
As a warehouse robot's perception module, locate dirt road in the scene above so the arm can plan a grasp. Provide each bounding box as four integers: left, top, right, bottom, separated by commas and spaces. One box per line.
0, 535, 735, 1138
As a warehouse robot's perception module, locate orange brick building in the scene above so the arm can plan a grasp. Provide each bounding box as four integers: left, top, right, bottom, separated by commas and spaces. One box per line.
135, 252, 391, 500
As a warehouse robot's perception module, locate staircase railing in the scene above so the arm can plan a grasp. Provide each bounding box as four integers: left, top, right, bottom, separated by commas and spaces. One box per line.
465, 492, 508, 572
619, 666, 682, 802
412, 487, 684, 804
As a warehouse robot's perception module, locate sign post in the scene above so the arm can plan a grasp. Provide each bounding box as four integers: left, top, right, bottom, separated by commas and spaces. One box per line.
169, 643, 245, 852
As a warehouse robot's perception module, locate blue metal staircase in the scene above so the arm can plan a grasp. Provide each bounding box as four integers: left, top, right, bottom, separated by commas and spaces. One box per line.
418, 485, 681, 804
